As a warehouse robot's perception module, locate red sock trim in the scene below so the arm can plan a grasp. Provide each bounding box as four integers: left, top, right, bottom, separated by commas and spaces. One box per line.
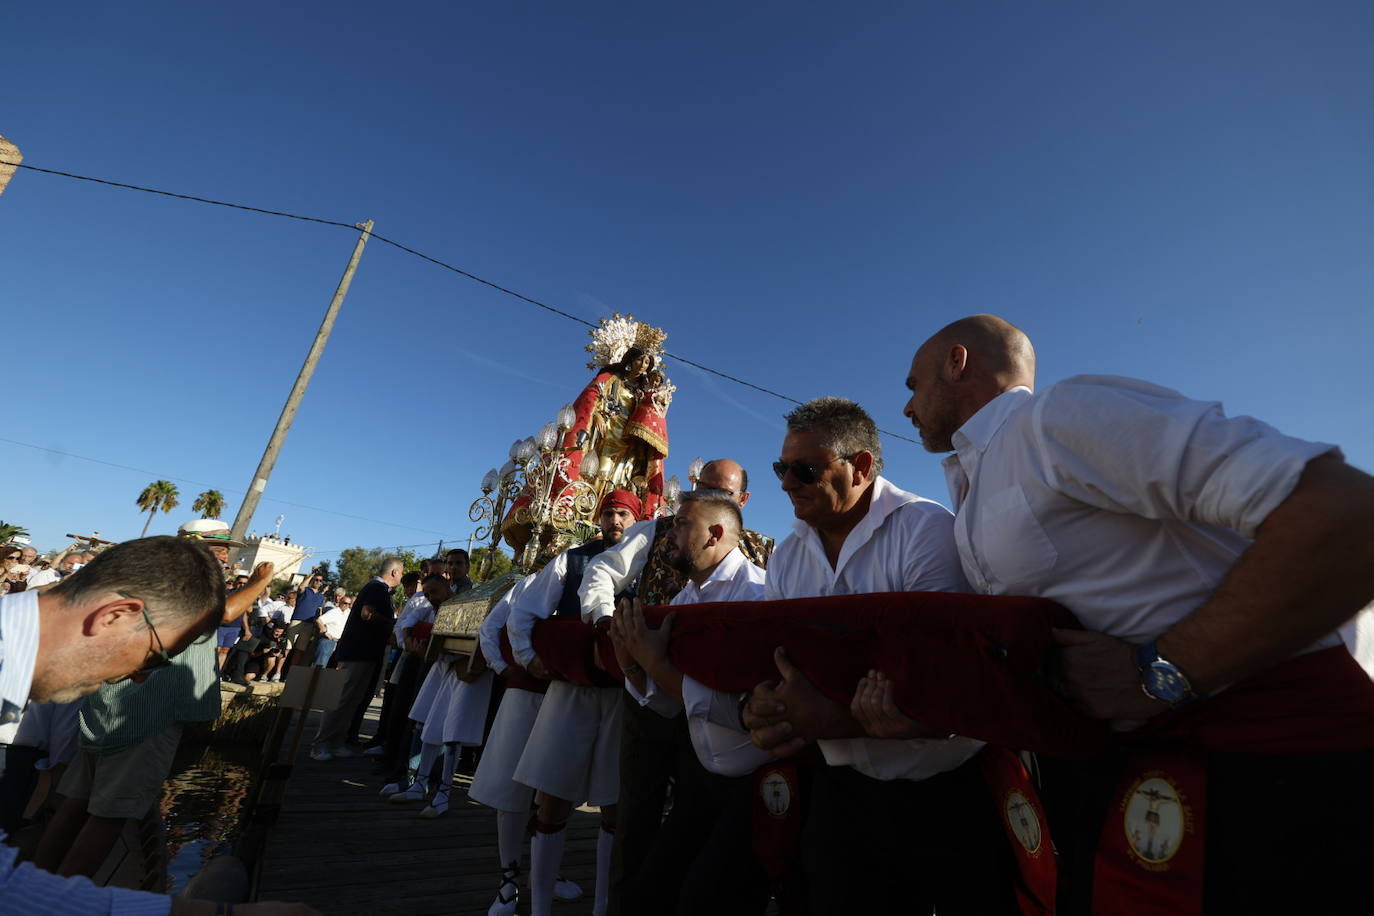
532, 817, 567, 835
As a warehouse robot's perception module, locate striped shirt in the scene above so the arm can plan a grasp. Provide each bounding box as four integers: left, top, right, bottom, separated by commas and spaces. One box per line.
79, 631, 221, 755
0, 592, 172, 915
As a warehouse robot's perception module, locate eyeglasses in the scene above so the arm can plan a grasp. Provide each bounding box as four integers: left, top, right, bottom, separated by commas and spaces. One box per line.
771, 454, 855, 485
105, 591, 173, 684
691, 483, 738, 497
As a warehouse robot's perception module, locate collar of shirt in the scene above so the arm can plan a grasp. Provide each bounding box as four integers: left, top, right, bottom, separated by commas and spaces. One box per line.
0, 590, 41, 729
789, 475, 920, 578
672, 547, 759, 605
942, 386, 1033, 510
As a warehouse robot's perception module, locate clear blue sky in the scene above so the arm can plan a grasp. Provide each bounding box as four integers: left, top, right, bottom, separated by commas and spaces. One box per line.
3, 2, 1372, 562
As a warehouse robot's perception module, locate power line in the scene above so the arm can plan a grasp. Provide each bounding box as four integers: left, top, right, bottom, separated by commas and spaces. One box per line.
0, 435, 454, 537
0, 159, 918, 444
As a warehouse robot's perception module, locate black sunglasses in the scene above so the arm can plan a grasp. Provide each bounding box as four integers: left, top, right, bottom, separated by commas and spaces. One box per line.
771, 454, 856, 485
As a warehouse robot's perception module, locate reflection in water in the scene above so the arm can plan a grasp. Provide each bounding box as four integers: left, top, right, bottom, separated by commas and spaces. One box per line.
160, 742, 257, 893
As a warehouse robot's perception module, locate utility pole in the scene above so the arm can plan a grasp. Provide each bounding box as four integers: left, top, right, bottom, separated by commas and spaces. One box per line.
230, 220, 374, 541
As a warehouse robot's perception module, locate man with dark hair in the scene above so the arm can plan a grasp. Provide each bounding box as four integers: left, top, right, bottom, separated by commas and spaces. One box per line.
288, 571, 328, 667
507, 491, 641, 916
608, 487, 772, 914
311, 556, 404, 760
1, 536, 316, 913
33, 523, 267, 880
738, 396, 1019, 914
578, 458, 773, 916
446, 548, 474, 592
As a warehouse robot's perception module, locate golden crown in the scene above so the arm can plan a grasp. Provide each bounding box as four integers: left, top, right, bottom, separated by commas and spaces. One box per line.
584, 313, 668, 370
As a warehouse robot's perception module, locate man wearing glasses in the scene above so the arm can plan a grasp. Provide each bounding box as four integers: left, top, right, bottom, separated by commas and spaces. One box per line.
737, 397, 1019, 914
1, 534, 317, 913
32, 519, 272, 881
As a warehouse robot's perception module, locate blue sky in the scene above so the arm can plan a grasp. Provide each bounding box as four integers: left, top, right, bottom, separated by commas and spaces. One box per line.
3, 2, 1372, 561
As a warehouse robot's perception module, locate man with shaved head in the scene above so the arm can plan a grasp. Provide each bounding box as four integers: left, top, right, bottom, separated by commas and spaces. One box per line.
894, 314, 1374, 912
580, 458, 774, 916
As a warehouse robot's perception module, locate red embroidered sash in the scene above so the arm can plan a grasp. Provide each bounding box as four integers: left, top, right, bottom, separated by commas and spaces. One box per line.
1091, 645, 1374, 915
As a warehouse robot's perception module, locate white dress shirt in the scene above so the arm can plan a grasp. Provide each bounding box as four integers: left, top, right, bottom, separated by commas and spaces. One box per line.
316, 604, 346, 641
507, 551, 577, 669
579, 519, 659, 624
750, 475, 985, 781
943, 376, 1339, 650
480, 576, 534, 675
628, 546, 767, 720
25, 568, 59, 589
0, 590, 40, 745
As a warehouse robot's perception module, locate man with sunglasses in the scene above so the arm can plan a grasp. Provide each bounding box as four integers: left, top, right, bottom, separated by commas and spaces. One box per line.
33, 519, 272, 881
739, 396, 1020, 914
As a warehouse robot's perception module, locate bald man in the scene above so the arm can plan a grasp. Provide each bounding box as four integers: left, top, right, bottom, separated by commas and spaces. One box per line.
895, 314, 1374, 912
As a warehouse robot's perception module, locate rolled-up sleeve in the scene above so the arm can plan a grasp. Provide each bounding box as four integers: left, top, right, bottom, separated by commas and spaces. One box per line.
579, 520, 656, 624
507, 556, 565, 670
1034, 376, 1337, 538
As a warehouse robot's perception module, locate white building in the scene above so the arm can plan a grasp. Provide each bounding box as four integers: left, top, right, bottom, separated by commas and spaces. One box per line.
230, 533, 313, 584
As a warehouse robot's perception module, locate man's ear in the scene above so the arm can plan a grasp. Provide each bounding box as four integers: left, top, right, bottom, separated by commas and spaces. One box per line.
947, 344, 969, 381
707, 522, 726, 547
850, 450, 875, 483
736, 490, 751, 509
81, 593, 145, 637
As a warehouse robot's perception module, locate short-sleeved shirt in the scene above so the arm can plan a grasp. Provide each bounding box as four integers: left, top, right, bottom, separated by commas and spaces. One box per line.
334, 577, 396, 662
79, 631, 222, 755
294, 587, 326, 622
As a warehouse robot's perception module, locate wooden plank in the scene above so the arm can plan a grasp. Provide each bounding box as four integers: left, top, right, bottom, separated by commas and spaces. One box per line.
256, 698, 602, 915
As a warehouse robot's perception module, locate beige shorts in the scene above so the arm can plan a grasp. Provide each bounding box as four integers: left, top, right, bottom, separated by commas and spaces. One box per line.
286, 618, 318, 654
58, 723, 183, 819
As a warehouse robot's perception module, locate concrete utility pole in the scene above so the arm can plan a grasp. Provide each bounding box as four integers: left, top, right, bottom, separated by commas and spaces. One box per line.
230, 220, 374, 541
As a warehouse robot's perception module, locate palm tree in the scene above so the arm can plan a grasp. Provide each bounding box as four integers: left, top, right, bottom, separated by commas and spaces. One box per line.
0, 521, 29, 542
192, 489, 226, 519
136, 481, 181, 537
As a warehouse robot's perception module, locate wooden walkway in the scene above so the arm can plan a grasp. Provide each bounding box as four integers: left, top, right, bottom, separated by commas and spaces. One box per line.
255, 700, 604, 916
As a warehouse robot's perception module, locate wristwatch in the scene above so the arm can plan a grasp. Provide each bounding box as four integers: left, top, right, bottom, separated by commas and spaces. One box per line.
1135, 640, 1201, 707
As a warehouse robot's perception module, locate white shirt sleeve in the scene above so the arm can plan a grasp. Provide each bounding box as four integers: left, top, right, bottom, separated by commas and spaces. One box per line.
1034, 376, 1337, 538
623, 672, 684, 718
579, 519, 657, 623
817, 734, 985, 781
681, 676, 775, 777
480, 588, 519, 675
507, 555, 567, 669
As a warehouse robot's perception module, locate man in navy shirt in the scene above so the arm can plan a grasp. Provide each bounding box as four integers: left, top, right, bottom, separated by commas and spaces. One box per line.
287, 572, 328, 667
311, 558, 403, 760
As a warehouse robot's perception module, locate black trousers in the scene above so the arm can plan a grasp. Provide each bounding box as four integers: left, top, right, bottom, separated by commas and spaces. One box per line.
608, 694, 682, 916
621, 721, 771, 916
801, 758, 1020, 916
1039, 747, 1374, 914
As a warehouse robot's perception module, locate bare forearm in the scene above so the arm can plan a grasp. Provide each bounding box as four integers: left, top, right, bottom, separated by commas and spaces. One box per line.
1161, 456, 1374, 693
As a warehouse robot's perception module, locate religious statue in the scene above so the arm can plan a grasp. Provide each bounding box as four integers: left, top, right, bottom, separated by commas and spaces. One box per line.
499, 314, 673, 562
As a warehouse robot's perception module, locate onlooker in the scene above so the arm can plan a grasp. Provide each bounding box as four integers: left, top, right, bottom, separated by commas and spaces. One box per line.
313, 597, 347, 667
288, 573, 328, 666
310, 557, 403, 760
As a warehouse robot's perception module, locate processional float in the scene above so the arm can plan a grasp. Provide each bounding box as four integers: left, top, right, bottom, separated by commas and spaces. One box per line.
427, 314, 678, 669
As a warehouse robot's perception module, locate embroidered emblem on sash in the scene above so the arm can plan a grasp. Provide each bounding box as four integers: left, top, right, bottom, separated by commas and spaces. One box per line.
1004, 789, 1044, 856
1121, 770, 1193, 870
760, 770, 792, 818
